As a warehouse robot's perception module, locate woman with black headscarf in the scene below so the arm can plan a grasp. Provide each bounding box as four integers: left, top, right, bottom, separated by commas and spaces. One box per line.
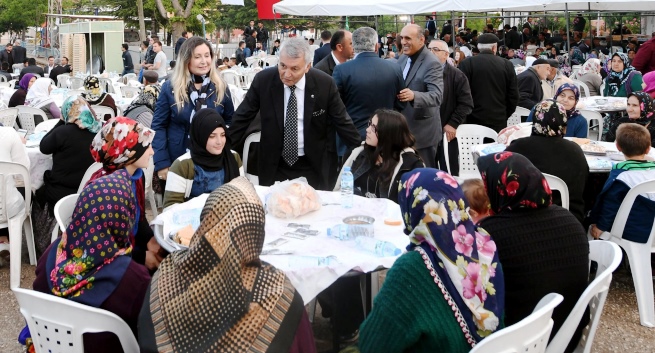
477, 152, 589, 352
163, 108, 240, 209
507, 99, 589, 223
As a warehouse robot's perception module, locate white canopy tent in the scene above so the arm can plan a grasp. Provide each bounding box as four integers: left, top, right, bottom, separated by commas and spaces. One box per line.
273, 0, 655, 15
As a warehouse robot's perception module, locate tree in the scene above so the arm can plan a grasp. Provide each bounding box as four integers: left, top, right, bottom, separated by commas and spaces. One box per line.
153, 0, 217, 40
0, 0, 47, 38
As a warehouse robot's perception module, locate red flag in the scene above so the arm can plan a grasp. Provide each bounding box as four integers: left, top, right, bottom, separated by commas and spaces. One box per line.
257, 0, 281, 20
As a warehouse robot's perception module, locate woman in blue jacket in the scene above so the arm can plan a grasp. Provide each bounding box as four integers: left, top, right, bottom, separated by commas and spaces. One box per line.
152, 36, 234, 181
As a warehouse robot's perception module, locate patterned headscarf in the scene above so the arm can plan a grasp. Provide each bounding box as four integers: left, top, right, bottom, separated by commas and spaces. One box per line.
477, 152, 552, 214
90, 116, 155, 174
45, 169, 136, 306
397, 169, 504, 347
515, 49, 526, 60
82, 76, 108, 105
19, 73, 35, 91
531, 99, 568, 137
570, 47, 585, 65
146, 177, 304, 352
61, 95, 103, 133
554, 83, 581, 117
606, 53, 636, 96
122, 85, 161, 116
24, 77, 54, 109
579, 58, 601, 77
643, 71, 655, 95
627, 91, 655, 124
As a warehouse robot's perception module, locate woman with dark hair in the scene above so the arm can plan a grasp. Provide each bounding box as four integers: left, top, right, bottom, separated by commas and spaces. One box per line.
8, 73, 35, 107
509, 99, 589, 223
547, 47, 558, 60
152, 36, 234, 186
163, 108, 240, 209
334, 109, 424, 202
477, 152, 589, 352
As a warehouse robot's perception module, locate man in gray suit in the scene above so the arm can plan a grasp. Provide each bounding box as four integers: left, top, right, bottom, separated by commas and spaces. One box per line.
397, 24, 443, 168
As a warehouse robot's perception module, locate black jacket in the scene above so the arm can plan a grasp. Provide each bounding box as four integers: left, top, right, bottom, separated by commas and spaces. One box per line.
440, 63, 473, 129
49, 65, 72, 85
256, 27, 268, 43
314, 54, 337, 76
12, 45, 26, 65
313, 44, 331, 66
517, 67, 543, 110
459, 51, 519, 132
122, 51, 134, 70
235, 48, 246, 67
19, 64, 44, 80
174, 37, 186, 56
504, 30, 521, 50
245, 36, 256, 52
0, 50, 14, 66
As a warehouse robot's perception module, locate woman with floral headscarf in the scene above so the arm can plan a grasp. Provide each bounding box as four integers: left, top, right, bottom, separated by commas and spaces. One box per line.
606, 91, 655, 147
81, 75, 117, 121
477, 152, 589, 352
554, 83, 588, 138
575, 58, 602, 96
25, 77, 61, 121
569, 47, 585, 66
509, 49, 526, 67
123, 84, 160, 127
33, 96, 102, 254
89, 117, 163, 271
8, 73, 35, 107
603, 52, 644, 97
356, 168, 505, 353
24, 171, 151, 353
509, 99, 589, 222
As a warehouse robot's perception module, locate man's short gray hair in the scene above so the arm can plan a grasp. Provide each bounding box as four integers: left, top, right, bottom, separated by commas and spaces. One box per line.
477, 43, 496, 52
279, 38, 311, 65
353, 27, 378, 53
54, 58, 61, 65
432, 40, 449, 51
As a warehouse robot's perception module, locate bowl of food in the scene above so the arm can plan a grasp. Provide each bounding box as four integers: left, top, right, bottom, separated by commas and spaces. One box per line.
595, 98, 608, 105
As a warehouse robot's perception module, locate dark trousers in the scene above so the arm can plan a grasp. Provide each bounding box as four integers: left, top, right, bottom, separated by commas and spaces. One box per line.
317, 276, 365, 337
274, 156, 322, 190
437, 138, 459, 175
416, 146, 437, 168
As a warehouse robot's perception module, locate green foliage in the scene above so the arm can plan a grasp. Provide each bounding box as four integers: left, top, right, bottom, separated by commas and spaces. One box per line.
0, 0, 47, 34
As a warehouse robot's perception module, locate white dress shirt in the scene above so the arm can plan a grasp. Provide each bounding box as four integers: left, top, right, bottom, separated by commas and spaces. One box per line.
331, 51, 343, 65
283, 74, 306, 156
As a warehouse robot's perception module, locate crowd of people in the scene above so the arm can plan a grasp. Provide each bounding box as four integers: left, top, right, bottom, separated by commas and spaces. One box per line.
1, 15, 655, 353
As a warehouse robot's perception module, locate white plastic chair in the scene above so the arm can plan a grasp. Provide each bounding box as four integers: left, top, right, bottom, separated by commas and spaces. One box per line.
221, 70, 241, 87
597, 179, 655, 327
34, 119, 59, 133
546, 241, 622, 353
508, 106, 531, 127
599, 82, 605, 97
0, 107, 19, 128
243, 71, 258, 89
455, 124, 498, 179
469, 293, 564, 353
246, 56, 260, 68
442, 132, 451, 174
91, 105, 116, 120
122, 73, 137, 84
578, 110, 603, 141
572, 80, 591, 98
263, 56, 279, 67
57, 74, 71, 88
0, 81, 13, 88
0, 75, 6, 82
144, 157, 158, 218
543, 173, 569, 210
120, 85, 140, 99
0, 162, 36, 288
13, 287, 139, 353
51, 193, 79, 242
69, 77, 85, 90
243, 132, 261, 185
16, 105, 48, 133
76, 162, 103, 193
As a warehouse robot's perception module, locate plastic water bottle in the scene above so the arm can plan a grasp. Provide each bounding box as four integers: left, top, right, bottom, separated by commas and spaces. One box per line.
288, 255, 336, 268
341, 166, 354, 208
355, 236, 401, 257
327, 224, 349, 240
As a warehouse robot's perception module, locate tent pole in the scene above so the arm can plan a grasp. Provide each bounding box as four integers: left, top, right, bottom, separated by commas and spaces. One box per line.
565, 3, 571, 68
451, 11, 455, 48
274, 11, 278, 41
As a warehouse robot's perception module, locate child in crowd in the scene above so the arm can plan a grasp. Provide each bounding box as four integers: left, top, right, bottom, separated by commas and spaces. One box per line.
461, 178, 491, 224
588, 123, 655, 242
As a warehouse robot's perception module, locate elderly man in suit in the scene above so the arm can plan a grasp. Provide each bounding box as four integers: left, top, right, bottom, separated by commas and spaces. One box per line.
397, 24, 444, 168
229, 37, 361, 191
333, 26, 405, 156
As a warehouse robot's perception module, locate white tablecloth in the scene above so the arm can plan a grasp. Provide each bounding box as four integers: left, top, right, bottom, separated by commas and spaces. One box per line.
152, 185, 407, 304
27, 146, 52, 189
577, 96, 627, 113
471, 139, 655, 173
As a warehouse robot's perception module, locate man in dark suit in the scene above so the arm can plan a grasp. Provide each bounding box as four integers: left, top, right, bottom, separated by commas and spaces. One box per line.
333, 26, 405, 155
312, 30, 332, 66
229, 37, 361, 191
49, 58, 72, 86
235, 41, 247, 67
0, 43, 14, 67
517, 58, 549, 110
11, 40, 27, 66
314, 31, 351, 76
0, 62, 12, 82
428, 40, 473, 176
245, 31, 257, 58
19, 58, 44, 80
425, 16, 437, 38
503, 24, 521, 50
397, 24, 443, 168
243, 20, 256, 38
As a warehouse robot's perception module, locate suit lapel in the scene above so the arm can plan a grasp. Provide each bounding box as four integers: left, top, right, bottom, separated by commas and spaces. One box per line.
405, 51, 424, 84
303, 72, 315, 138
272, 74, 285, 132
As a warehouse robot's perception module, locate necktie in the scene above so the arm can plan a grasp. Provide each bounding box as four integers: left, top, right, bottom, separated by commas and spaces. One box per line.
282, 85, 298, 166
403, 57, 412, 80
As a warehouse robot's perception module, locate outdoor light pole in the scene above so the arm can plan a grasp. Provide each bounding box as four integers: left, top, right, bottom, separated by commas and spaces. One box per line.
197, 14, 206, 39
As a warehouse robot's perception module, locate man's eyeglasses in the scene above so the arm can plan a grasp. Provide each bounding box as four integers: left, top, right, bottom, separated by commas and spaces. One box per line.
368, 120, 378, 134
429, 47, 447, 53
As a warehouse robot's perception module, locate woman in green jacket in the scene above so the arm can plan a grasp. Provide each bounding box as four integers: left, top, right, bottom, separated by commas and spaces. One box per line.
603, 52, 644, 97
163, 108, 240, 209
355, 168, 505, 353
